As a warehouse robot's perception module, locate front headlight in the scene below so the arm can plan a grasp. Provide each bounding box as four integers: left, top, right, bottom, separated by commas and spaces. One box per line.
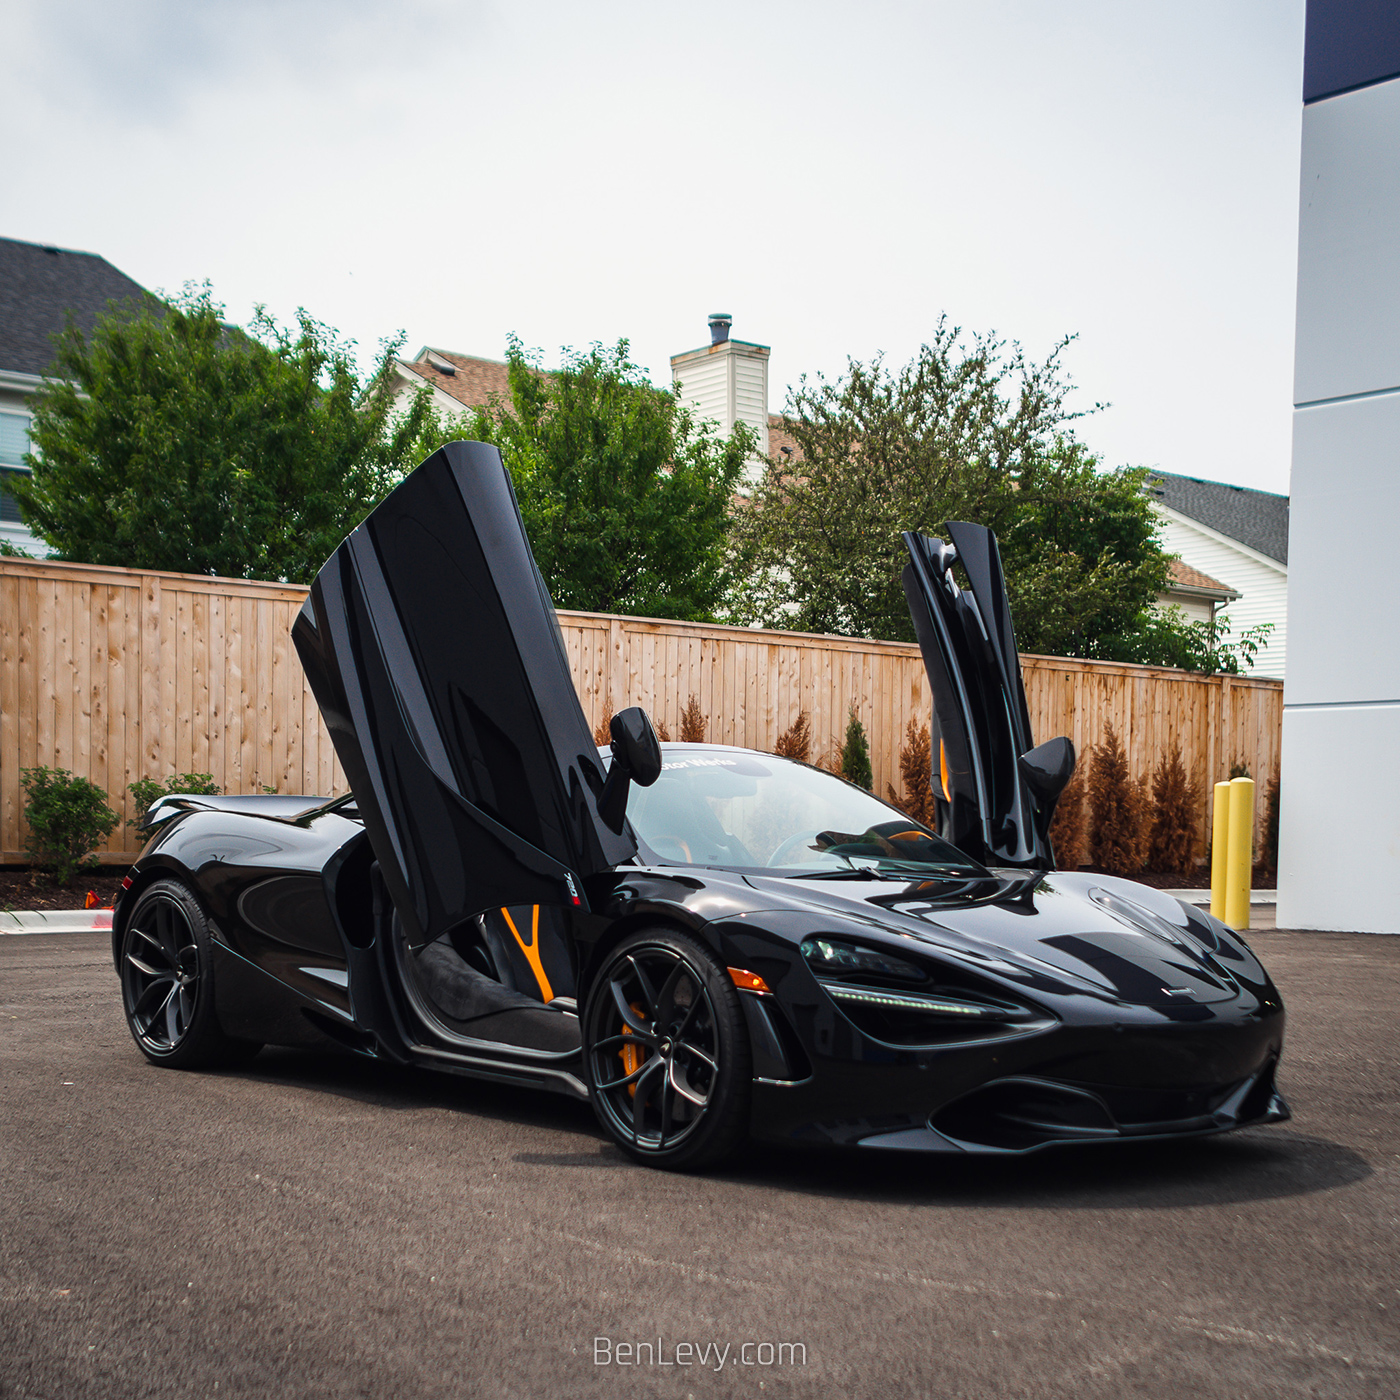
800, 937, 926, 982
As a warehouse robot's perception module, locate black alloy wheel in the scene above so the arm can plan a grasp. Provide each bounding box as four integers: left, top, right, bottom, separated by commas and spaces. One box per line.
119, 878, 261, 1069
583, 928, 750, 1170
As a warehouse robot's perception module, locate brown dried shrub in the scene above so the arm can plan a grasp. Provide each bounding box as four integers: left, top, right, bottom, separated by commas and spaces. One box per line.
1145, 742, 1202, 874
595, 712, 670, 744
1087, 721, 1147, 874
773, 711, 812, 763
1261, 768, 1281, 874
679, 696, 706, 744
893, 720, 936, 827
1049, 763, 1089, 870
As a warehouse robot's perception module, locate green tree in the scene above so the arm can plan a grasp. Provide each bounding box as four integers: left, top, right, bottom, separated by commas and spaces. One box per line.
729, 319, 1205, 664
440, 337, 752, 620
840, 706, 872, 791
15, 285, 439, 583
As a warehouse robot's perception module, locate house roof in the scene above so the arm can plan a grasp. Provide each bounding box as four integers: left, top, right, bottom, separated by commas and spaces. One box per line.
767, 414, 801, 462
399, 348, 513, 409
0, 237, 154, 378
1165, 558, 1239, 600
1147, 470, 1289, 565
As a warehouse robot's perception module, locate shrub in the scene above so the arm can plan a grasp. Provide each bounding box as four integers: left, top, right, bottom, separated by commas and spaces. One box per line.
127, 772, 221, 829
593, 715, 612, 746
1262, 768, 1281, 874
840, 705, 872, 791
773, 711, 812, 763
654, 717, 672, 743
680, 696, 706, 744
21, 766, 120, 886
1145, 743, 1202, 874
1049, 764, 1089, 870
1087, 722, 1146, 874
892, 720, 935, 826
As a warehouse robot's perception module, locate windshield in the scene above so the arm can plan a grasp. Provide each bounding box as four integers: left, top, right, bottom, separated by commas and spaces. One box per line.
622, 746, 990, 878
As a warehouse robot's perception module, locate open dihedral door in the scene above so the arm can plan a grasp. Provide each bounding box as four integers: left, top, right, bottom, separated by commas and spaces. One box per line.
902, 522, 1063, 869
293, 441, 635, 953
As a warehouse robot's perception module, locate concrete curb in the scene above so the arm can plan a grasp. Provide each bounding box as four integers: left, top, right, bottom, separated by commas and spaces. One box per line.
0, 909, 114, 935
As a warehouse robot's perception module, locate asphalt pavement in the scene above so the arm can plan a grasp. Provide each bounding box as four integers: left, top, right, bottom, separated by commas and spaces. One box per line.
1, 927, 1397, 1400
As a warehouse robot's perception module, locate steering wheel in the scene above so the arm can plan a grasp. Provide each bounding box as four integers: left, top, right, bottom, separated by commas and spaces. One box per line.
767, 830, 826, 867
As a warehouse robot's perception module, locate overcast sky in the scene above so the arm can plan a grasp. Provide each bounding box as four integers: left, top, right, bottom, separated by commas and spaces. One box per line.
3, 0, 1305, 493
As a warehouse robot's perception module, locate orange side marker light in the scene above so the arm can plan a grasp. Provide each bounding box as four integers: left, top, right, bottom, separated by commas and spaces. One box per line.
727, 967, 771, 994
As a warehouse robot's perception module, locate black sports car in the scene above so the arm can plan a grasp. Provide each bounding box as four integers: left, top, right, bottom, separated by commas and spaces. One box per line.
112, 441, 1289, 1169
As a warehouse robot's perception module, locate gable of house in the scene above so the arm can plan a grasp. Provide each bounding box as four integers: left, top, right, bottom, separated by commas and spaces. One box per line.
0, 237, 156, 555
1148, 472, 1290, 678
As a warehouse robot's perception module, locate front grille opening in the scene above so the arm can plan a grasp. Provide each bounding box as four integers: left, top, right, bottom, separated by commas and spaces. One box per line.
932, 1079, 1118, 1150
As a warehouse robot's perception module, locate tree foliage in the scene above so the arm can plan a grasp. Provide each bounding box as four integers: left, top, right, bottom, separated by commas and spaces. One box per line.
729, 319, 1241, 669
15, 286, 439, 582
443, 337, 752, 621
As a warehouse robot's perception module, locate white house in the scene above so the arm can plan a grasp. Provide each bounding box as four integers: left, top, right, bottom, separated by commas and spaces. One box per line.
0, 236, 153, 555
1147, 472, 1290, 678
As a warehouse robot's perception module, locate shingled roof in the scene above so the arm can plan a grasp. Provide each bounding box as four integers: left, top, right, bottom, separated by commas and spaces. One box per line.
0, 237, 154, 378
1147, 470, 1289, 566
399, 349, 513, 409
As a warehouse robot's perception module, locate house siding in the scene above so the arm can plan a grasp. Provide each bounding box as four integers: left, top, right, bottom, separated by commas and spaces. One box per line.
1155, 512, 1288, 677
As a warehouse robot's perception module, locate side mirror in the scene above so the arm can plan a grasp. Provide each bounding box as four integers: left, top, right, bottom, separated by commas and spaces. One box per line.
1018, 736, 1076, 807
597, 707, 662, 832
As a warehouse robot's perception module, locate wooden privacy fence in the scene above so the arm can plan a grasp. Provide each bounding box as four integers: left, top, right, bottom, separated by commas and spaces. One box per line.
0, 557, 1283, 864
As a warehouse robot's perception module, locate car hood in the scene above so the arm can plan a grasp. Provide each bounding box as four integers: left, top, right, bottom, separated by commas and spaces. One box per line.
739, 868, 1251, 1008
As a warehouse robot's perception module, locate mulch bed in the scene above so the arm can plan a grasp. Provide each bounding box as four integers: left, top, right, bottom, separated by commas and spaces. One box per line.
0, 869, 130, 912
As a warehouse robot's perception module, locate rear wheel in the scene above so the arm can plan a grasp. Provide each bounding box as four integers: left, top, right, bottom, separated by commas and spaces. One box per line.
119, 878, 261, 1069
582, 927, 750, 1170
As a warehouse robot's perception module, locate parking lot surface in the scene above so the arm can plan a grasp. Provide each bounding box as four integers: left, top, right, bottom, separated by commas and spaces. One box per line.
2, 927, 1397, 1399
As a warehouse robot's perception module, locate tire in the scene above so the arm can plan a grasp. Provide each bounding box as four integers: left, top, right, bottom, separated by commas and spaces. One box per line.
118, 877, 262, 1070
582, 927, 751, 1170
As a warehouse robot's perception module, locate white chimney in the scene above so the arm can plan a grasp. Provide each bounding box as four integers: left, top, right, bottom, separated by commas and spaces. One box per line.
670, 314, 770, 478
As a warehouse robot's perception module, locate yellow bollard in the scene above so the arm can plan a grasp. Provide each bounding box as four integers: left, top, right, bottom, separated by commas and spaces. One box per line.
1210, 780, 1232, 920
1224, 776, 1255, 930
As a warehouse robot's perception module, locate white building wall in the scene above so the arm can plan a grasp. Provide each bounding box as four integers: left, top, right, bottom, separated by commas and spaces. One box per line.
1154, 512, 1289, 677
1279, 69, 1400, 934
671, 340, 770, 479
1152, 594, 1215, 626
672, 351, 732, 438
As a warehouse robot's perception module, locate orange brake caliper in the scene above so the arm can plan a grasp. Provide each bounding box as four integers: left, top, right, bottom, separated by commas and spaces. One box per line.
619, 1002, 649, 1098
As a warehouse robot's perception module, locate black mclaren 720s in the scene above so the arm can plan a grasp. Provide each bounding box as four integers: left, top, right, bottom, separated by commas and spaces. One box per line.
112, 441, 1289, 1170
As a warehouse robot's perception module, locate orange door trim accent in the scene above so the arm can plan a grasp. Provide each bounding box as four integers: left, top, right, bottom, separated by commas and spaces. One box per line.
500, 905, 555, 1003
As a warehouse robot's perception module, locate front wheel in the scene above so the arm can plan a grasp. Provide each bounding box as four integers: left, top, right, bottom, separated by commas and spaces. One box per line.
582, 927, 751, 1170
119, 877, 262, 1070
